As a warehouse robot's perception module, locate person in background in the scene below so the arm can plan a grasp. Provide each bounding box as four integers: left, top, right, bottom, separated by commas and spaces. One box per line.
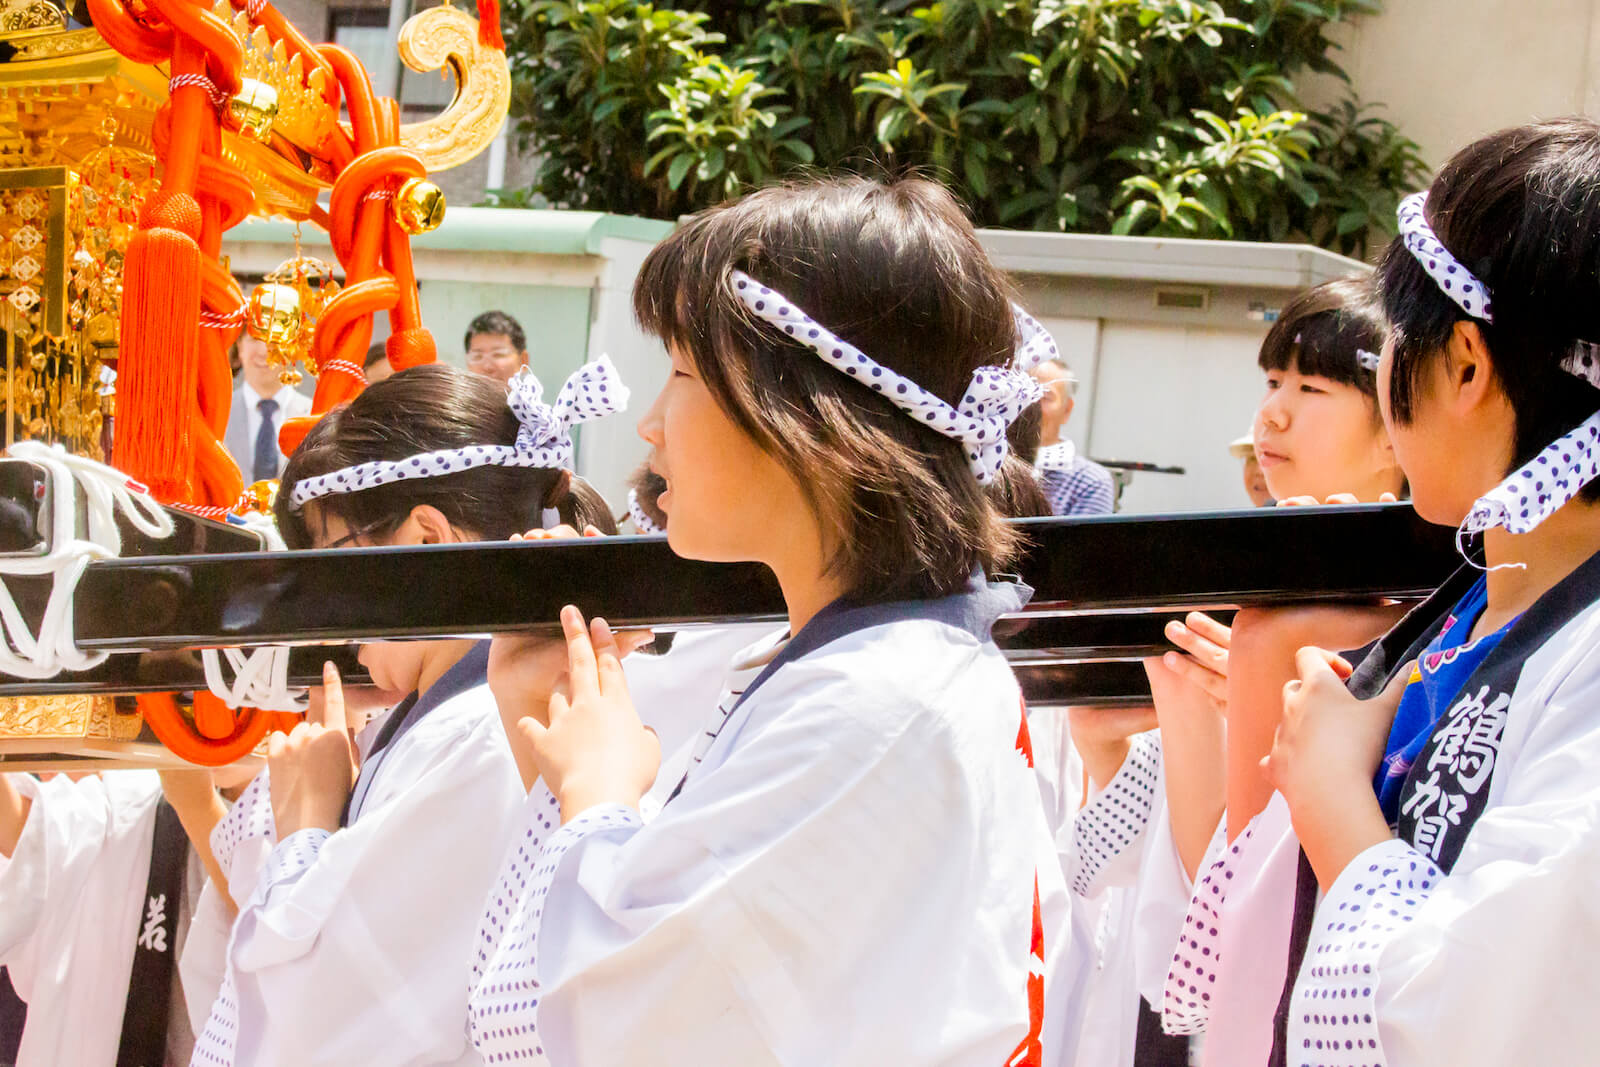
363, 342, 394, 385
463, 310, 529, 386
1031, 355, 1115, 516
223, 333, 313, 482
1229, 433, 1273, 506
1251, 277, 1403, 505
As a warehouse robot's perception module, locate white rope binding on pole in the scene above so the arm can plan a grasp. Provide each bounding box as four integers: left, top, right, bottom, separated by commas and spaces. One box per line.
202, 645, 308, 712
0, 443, 308, 713
0, 442, 175, 679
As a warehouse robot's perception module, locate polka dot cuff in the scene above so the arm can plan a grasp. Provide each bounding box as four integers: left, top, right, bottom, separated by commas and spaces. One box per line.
209, 771, 275, 866
1070, 731, 1161, 898
1287, 838, 1440, 1067
1162, 817, 1244, 1035
255, 828, 332, 905
467, 800, 643, 1063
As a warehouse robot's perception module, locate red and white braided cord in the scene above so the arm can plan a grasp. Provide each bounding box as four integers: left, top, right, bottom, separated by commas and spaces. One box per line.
169, 73, 228, 110
321, 359, 368, 385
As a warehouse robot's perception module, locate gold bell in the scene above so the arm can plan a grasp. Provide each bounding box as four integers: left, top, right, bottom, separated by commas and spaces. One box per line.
246, 283, 303, 345
229, 79, 279, 141
393, 178, 446, 235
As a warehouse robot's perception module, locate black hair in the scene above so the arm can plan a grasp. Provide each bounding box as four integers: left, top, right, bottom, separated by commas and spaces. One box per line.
464, 310, 527, 355
621, 460, 668, 530
634, 175, 1024, 602
1376, 118, 1600, 500
363, 341, 390, 371
1257, 276, 1386, 399
275, 364, 616, 548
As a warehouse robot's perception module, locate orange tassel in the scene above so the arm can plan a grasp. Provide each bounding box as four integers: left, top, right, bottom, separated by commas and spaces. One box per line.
116, 192, 203, 500
386, 326, 436, 371
476, 0, 504, 50
278, 414, 319, 457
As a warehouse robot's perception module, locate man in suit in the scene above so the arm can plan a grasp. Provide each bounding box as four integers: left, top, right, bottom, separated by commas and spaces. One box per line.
223, 334, 313, 481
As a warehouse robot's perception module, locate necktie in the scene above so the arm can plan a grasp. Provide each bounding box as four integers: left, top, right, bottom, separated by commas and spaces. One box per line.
253, 397, 280, 481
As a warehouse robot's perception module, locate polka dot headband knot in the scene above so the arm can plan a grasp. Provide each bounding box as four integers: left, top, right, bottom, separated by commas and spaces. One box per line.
287, 356, 631, 511
1458, 339, 1600, 560
1398, 191, 1494, 322
504, 356, 630, 469
1012, 305, 1059, 372
729, 270, 1044, 484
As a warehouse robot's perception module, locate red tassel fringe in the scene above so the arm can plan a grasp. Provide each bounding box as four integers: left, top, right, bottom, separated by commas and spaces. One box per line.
115, 193, 203, 500
477, 0, 505, 50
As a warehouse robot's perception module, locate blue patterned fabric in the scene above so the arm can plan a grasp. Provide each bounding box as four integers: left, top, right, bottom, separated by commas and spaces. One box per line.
1039, 457, 1115, 516
1374, 575, 1513, 824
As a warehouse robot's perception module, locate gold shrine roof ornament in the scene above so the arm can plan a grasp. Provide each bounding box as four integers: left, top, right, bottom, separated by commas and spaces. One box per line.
0, 0, 510, 768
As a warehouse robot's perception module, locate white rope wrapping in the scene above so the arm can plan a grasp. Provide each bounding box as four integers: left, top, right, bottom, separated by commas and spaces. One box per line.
197, 512, 306, 711
0, 444, 308, 711
201, 646, 308, 711
0, 443, 174, 679
322, 359, 368, 385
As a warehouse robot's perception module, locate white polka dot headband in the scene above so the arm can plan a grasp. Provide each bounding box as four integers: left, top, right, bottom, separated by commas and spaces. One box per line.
1397, 195, 1600, 551
626, 487, 663, 534
287, 356, 630, 510
729, 271, 1044, 484
1398, 191, 1494, 322
1397, 192, 1600, 389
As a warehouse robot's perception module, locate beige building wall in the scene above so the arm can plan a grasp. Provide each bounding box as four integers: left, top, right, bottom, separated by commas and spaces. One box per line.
1305, 0, 1600, 170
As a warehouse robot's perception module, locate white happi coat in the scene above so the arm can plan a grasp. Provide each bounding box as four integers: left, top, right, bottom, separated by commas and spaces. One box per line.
192, 645, 523, 1067
467, 578, 1078, 1067
1287, 560, 1600, 1066
1162, 554, 1600, 1067
191, 633, 761, 1067
0, 771, 218, 1067
1034, 722, 1195, 1067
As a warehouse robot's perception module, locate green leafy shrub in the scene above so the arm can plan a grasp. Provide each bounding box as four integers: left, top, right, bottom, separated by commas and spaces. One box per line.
494, 0, 1428, 248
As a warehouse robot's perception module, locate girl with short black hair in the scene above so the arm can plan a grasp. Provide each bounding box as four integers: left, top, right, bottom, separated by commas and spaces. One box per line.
192, 359, 629, 1066
1167, 118, 1600, 1067
1252, 276, 1403, 504
471, 176, 1078, 1066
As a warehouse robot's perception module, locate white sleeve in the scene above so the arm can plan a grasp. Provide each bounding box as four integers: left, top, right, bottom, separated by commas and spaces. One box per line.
0, 775, 115, 971
1131, 787, 1202, 1007
219, 717, 522, 1067
472, 664, 1047, 1066
1289, 646, 1600, 1066
1068, 732, 1161, 897
178, 877, 234, 1040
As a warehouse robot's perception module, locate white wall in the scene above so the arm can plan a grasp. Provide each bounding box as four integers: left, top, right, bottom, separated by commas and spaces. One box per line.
1306, 0, 1600, 171
1080, 323, 1266, 514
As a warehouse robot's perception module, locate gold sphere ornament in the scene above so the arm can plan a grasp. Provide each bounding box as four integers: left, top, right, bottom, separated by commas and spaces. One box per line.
229, 79, 280, 142
245, 283, 303, 345
279, 368, 303, 387
238, 480, 279, 515
393, 178, 446, 235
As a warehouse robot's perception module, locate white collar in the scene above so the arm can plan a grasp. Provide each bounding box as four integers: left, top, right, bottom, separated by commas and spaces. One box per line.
1034, 439, 1077, 472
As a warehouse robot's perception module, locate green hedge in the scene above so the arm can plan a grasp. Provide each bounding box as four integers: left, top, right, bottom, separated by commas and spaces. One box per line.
492, 0, 1427, 255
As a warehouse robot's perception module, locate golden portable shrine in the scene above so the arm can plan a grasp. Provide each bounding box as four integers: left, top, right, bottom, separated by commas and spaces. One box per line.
0, 0, 510, 769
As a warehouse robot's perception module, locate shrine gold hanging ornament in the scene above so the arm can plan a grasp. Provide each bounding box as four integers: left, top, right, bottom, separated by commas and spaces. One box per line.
247, 247, 340, 387
0, 0, 511, 764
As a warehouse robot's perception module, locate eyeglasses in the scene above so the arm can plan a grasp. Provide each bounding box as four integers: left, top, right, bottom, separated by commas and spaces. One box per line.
320, 517, 400, 549
466, 348, 520, 365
